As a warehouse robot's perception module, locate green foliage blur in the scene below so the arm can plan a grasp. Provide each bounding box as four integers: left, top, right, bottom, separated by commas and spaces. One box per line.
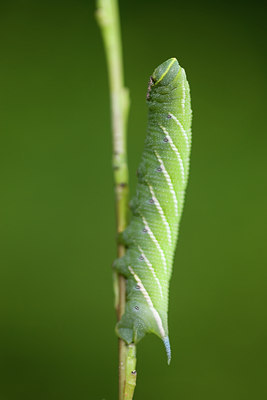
0, 0, 266, 399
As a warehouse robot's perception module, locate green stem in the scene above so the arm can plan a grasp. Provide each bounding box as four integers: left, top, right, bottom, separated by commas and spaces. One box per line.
124, 344, 137, 399
95, 1, 137, 399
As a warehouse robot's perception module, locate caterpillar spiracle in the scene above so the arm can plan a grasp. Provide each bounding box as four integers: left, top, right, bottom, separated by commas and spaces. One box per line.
114, 58, 192, 364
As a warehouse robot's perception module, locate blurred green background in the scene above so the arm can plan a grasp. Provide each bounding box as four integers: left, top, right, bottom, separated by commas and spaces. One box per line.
0, 0, 266, 399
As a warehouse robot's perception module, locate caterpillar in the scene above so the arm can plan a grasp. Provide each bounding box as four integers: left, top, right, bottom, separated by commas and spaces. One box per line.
114, 58, 192, 364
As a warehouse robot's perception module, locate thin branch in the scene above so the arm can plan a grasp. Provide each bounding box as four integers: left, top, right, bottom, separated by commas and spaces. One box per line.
95, 1, 136, 399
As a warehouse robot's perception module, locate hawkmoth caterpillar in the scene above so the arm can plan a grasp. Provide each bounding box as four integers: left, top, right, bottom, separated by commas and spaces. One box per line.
114, 58, 192, 363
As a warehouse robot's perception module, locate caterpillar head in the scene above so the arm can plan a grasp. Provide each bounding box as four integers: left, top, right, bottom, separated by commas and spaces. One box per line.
152, 58, 180, 86
147, 58, 181, 103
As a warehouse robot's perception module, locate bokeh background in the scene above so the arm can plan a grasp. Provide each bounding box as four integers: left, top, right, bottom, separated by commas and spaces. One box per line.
1, 0, 266, 399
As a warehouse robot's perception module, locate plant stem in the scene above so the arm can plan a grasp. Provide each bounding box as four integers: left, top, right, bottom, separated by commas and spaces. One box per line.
124, 344, 137, 399
95, 1, 136, 399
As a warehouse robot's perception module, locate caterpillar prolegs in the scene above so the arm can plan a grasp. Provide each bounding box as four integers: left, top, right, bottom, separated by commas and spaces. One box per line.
114, 58, 192, 363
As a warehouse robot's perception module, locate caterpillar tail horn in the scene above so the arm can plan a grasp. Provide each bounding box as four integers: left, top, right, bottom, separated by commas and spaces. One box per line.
163, 336, 171, 365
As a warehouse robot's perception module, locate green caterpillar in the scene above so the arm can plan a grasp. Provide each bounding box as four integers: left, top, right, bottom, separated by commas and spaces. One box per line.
114, 58, 192, 363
